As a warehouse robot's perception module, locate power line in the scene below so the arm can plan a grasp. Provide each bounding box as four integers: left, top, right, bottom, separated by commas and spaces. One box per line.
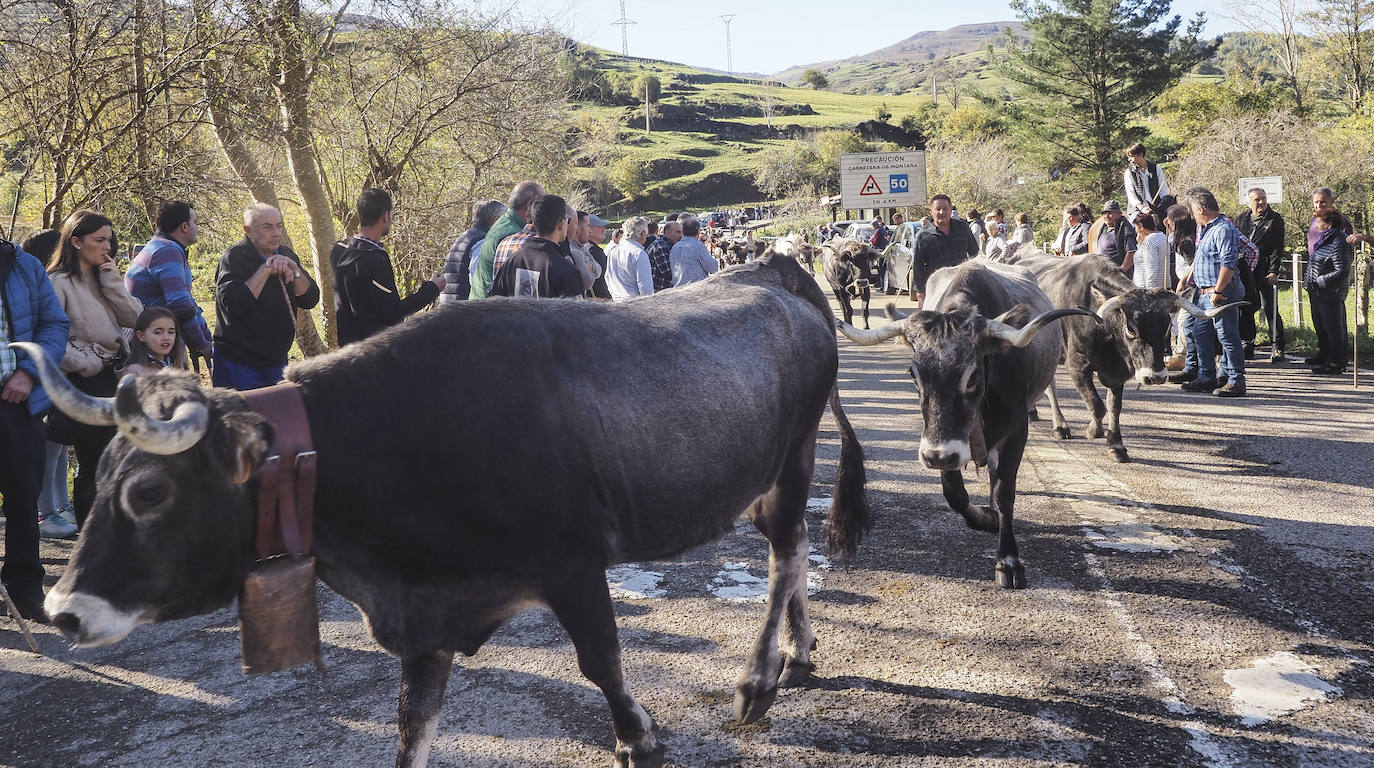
611, 0, 635, 57
720, 15, 735, 76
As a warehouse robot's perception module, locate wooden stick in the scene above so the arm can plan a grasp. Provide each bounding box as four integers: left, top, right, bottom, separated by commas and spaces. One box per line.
0, 582, 43, 655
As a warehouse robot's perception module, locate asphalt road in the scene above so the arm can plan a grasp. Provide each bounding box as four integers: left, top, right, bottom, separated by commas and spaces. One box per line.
3, 282, 1373, 768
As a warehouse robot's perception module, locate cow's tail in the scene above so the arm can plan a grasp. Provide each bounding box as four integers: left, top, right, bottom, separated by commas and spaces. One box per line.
825, 384, 870, 560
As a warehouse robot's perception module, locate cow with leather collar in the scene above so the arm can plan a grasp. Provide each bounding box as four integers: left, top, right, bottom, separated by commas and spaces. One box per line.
836, 258, 1094, 588
17, 235, 870, 768
1011, 252, 1241, 462
821, 238, 882, 329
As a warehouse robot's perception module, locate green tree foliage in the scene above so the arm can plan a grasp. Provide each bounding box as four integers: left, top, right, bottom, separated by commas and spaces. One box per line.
1303, 0, 1374, 113
999, 0, 1219, 197
1155, 77, 1287, 140
611, 157, 646, 198
801, 68, 830, 89
937, 103, 1007, 142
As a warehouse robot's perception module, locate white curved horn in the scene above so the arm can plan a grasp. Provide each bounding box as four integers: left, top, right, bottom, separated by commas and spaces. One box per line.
837, 321, 906, 346
1096, 294, 1128, 319
113, 376, 209, 455
983, 308, 1099, 348
8, 341, 114, 425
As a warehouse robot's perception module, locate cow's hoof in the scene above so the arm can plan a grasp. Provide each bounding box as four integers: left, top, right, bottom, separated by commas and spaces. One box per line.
734, 679, 779, 724
614, 739, 664, 768
778, 656, 816, 688
1053, 426, 1071, 440
995, 560, 1026, 589
1028, 407, 1040, 422
1109, 447, 1129, 463
1086, 423, 1104, 439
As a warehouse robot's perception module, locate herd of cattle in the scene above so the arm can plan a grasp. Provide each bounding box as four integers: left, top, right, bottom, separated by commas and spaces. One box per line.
11, 233, 1240, 768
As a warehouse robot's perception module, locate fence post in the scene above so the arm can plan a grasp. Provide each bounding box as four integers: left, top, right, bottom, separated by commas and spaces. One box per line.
1356, 247, 1367, 388
1291, 250, 1304, 329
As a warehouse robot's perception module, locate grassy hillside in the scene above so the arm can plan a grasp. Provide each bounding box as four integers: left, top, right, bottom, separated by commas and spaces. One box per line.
773, 22, 1024, 95
573, 50, 952, 214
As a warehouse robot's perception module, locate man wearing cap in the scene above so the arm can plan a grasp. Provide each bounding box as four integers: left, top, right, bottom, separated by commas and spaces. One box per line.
1088, 200, 1137, 274
585, 214, 612, 299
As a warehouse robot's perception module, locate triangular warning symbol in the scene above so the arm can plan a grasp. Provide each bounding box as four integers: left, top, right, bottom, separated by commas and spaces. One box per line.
859, 174, 883, 195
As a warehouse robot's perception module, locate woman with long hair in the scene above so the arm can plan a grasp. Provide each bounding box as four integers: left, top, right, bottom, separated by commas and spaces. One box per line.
46, 209, 144, 528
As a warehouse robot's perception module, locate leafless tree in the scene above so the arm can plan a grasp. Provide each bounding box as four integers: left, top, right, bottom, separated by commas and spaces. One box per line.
1224, 0, 1312, 114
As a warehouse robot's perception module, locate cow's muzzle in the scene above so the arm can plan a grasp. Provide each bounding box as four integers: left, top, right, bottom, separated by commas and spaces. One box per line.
44, 589, 146, 647
1136, 367, 1167, 385
919, 437, 971, 471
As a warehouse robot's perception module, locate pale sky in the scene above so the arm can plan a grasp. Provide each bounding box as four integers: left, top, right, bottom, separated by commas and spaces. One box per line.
523, 0, 1240, 76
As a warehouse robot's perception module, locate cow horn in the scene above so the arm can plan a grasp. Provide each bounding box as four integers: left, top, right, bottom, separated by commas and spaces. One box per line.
7, 341, 115, 425
113, 375, 209, 455
982, 308, 1099, 348
885, 303, 909, 320
1174, 295, 1251, 318
1096, 294, 1128, 319
837, 321, 905, 346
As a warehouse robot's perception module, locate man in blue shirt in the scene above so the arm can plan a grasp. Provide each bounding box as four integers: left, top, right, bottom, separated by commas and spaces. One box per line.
1180, 187, 1247, 397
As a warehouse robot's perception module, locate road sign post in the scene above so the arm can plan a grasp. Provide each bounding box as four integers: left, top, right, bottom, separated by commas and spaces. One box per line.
840, 151, 928, 212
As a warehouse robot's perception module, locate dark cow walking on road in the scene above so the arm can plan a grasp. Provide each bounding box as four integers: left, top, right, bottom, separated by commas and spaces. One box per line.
834, 258, 1093, 588
821, 238, 882, 329
1007, 251, 1243, 462
18, 235, 869, 768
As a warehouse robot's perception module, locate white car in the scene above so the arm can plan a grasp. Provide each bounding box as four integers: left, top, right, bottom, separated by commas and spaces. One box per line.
879, 221, 921, 295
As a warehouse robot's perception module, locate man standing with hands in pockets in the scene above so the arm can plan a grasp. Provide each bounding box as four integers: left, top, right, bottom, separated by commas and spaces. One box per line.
213, 203, 320, 390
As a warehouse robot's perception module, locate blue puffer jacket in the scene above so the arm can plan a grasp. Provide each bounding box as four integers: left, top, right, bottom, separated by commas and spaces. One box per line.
1, 240, 71, 415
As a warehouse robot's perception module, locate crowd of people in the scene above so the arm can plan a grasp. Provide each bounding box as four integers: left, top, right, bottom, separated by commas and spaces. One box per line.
0, 153, 1366, 625
890, 143, 1363, 401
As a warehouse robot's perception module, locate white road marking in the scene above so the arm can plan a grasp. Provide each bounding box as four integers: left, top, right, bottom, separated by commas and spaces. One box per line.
606, 565, 666, 599
1224, 651, 1341, 726
1034, 441, 1235, 767
709, 555, 829, 603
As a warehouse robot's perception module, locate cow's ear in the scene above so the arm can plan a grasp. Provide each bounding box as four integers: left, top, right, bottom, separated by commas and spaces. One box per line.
219, 412, 273, 485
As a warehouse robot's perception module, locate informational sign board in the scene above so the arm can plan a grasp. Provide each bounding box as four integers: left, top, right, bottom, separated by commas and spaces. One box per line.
1238, 176, 1283, 205
840, 151, 928, 210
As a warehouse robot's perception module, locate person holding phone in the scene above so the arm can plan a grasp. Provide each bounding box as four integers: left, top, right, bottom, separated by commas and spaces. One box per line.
45, 209, 143, 527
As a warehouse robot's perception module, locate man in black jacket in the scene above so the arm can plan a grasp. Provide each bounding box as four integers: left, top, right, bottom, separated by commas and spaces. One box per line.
333, 188, 444, 347
440, 199, 506, 304
213, 204, 320, 390
586, 214, 612, 299
488, 195, 584, 299
1236, 187, 1287, 362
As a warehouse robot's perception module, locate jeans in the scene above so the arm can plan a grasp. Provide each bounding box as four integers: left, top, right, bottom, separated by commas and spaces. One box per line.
1195, 287, 1246, 385
37, 440, 69, 519
0, 399, 45, 595
1180, 311, 1199, 373
212, 354, 286, 391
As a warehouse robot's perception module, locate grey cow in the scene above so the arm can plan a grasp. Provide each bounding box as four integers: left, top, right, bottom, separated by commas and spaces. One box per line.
18, 235, 869, 768
1005, 250, 1243, 462
835, 258, 1094, 588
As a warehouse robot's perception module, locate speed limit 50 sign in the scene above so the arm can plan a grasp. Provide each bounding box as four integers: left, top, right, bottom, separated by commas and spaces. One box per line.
840, 151, 927, 210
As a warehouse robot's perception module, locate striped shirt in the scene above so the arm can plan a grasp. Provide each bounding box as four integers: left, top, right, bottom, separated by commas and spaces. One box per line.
125, 234, 213, 353
1132, 231, 1170, 289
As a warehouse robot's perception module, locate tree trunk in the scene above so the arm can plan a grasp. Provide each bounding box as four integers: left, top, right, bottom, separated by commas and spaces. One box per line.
198, 3, 326, 356
266, 0, 339, 350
